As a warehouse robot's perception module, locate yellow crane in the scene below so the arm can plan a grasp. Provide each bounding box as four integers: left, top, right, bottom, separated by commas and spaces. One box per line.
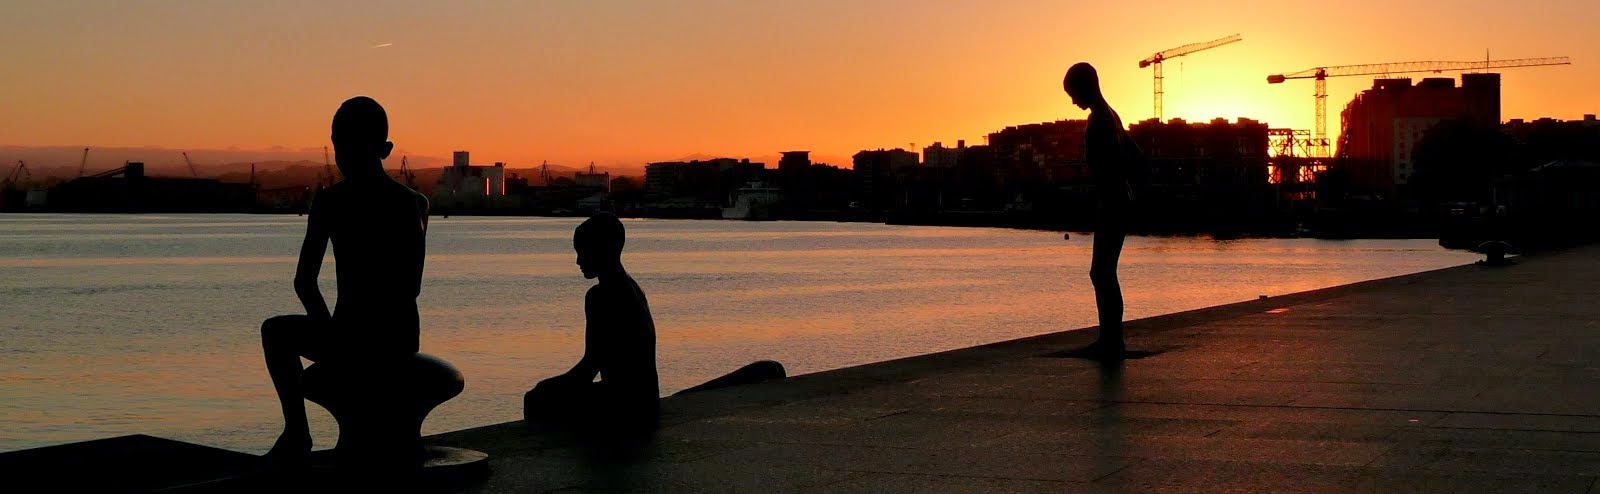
1138, 34, 1242, 121
1267, 56, 1571, 157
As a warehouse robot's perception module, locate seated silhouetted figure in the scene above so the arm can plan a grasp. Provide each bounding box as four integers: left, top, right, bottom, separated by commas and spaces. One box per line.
525, 213, 660, 436
260, 96, 434, 463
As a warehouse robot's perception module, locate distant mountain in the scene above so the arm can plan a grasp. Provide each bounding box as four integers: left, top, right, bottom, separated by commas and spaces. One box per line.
0, 145, 454, 181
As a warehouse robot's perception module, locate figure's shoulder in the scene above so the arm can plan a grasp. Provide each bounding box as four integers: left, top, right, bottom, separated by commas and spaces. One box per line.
409, 187, 430, 211
310, 183, 344, 211
589, 276, 646, 304
1089, 109, 1118, 125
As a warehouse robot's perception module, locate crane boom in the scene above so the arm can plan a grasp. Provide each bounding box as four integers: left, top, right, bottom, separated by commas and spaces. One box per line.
322, 146, 339, 187
77, 147, 90, 177
398, 155, 416, 189
1140, 34, 1242, 67
1268, 57, 1571, 82
1266, 56, 1571, 157
1137, 34, 1242, 121
181, 152, 200, 178
6, 161, 30, 186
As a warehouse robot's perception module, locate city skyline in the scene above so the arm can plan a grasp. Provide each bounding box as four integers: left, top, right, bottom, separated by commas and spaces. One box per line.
2, 0, 1596, 171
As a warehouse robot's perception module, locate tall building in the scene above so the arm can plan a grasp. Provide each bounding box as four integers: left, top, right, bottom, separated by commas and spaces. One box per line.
851, 148, 917, 210
1128, 117, 1270, 185
1337, 74, 1501, 196
778, 151, 812, 171
987, 120, 1089, 168
644, 158, 764, 203
922, 141, 965, 168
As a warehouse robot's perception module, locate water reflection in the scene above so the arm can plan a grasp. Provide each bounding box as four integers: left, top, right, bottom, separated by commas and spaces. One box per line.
0, 214, 1476, 453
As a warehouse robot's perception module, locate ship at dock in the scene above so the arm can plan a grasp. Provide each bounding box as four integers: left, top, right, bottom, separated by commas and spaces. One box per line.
721, 181, 782, 220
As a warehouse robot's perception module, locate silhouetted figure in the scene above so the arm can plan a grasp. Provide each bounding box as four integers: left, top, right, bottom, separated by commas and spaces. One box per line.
524, 213, 660, 436
1061, 62, 1139, 360
260, 96, 431, 462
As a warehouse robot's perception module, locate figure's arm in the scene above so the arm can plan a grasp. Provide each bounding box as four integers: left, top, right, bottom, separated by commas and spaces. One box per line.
416, 194, 430, 231
293, 197, 332, 321
563, 288, 603, 382
413, 194, 430, 294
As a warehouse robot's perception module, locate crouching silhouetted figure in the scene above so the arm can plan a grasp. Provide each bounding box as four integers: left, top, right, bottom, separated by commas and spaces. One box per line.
260, 97, 475, 473
525, 213, 661, 437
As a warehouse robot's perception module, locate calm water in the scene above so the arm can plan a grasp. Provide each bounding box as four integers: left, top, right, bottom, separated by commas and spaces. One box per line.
0, 214, 1476, 453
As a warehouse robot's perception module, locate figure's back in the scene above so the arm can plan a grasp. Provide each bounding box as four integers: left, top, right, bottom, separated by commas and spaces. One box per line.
1086, 108, 1133, 203
318, 176, 429, 353
588, 275, 659, 400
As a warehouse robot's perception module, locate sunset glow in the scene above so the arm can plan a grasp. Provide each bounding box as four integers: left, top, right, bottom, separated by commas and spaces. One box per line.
2, 0, 1595, 170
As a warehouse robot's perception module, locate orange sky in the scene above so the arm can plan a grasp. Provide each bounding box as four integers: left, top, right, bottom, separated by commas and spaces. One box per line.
2, 1, 1596, 170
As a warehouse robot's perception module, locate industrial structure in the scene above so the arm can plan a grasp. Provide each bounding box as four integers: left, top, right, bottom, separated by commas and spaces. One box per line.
432, 151, 507, 208
1138, 34, 1242, 121
2, 161, 46, 209
47, 161, 254, 212
1267, 57, 1571, 157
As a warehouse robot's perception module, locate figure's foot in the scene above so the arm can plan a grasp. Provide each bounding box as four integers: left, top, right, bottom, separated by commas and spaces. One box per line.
1052, 340, 1126, 361
262, 429, 311, 466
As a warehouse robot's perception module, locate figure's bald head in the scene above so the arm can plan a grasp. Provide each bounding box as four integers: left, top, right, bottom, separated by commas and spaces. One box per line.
1064, 62, 1103, 110
574, 212, 626, 278
333, 96, 387, 144
575, 212, 626, 253
330, 96, 394, 176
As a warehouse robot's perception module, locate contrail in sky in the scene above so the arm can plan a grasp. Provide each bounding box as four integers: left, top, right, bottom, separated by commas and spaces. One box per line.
373, 42, 393, 48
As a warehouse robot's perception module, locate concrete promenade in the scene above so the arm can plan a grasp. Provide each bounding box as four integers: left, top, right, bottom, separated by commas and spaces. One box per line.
433, 244, 1600, 493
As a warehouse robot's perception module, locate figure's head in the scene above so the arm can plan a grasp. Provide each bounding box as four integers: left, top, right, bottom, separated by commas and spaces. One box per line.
574, 212, 626, 279
1063, 62, 1102, 110
330, 96, 394, 178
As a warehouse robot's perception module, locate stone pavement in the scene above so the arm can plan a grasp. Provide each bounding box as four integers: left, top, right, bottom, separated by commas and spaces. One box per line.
432, 244, 1600, 493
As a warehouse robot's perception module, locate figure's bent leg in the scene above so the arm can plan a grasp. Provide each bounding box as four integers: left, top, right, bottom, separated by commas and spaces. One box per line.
1089, 228, 1127, 347
524, 375, 583, 424
260, 315, 318, 459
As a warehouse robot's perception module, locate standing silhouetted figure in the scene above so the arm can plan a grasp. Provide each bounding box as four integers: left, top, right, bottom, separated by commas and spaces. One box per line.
1064, 62, 1138, 360
525, 212, 660, 436
260, 96, 430, 461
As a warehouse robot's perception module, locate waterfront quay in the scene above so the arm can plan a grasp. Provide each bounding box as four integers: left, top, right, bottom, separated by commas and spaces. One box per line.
433, 244, 1600, 493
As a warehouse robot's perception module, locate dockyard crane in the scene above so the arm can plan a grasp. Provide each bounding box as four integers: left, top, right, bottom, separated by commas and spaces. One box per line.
76, 147, 89, 177
397, 155, 416, 189
1267, 56, 1571, 157
5, 161, 31, 188
181, 152, 200, 178
1138, 34, 1242, 121
322, 146, 339, 187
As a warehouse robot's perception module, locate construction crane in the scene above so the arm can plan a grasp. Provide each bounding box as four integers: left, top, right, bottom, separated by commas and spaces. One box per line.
1138, 34, 1242, 121
1268, 56, 1571, 157
76, 147, 90, 177
322, 146, 339, 187
397, 155, 416, 189
181, 152, 200, 178
5, 161, 31, 188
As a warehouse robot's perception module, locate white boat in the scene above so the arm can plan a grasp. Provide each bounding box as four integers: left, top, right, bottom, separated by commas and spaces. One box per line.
722, 181, 782, 220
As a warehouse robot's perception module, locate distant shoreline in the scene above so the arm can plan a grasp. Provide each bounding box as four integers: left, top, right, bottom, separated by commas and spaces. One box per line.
0, 209, 1455, 243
